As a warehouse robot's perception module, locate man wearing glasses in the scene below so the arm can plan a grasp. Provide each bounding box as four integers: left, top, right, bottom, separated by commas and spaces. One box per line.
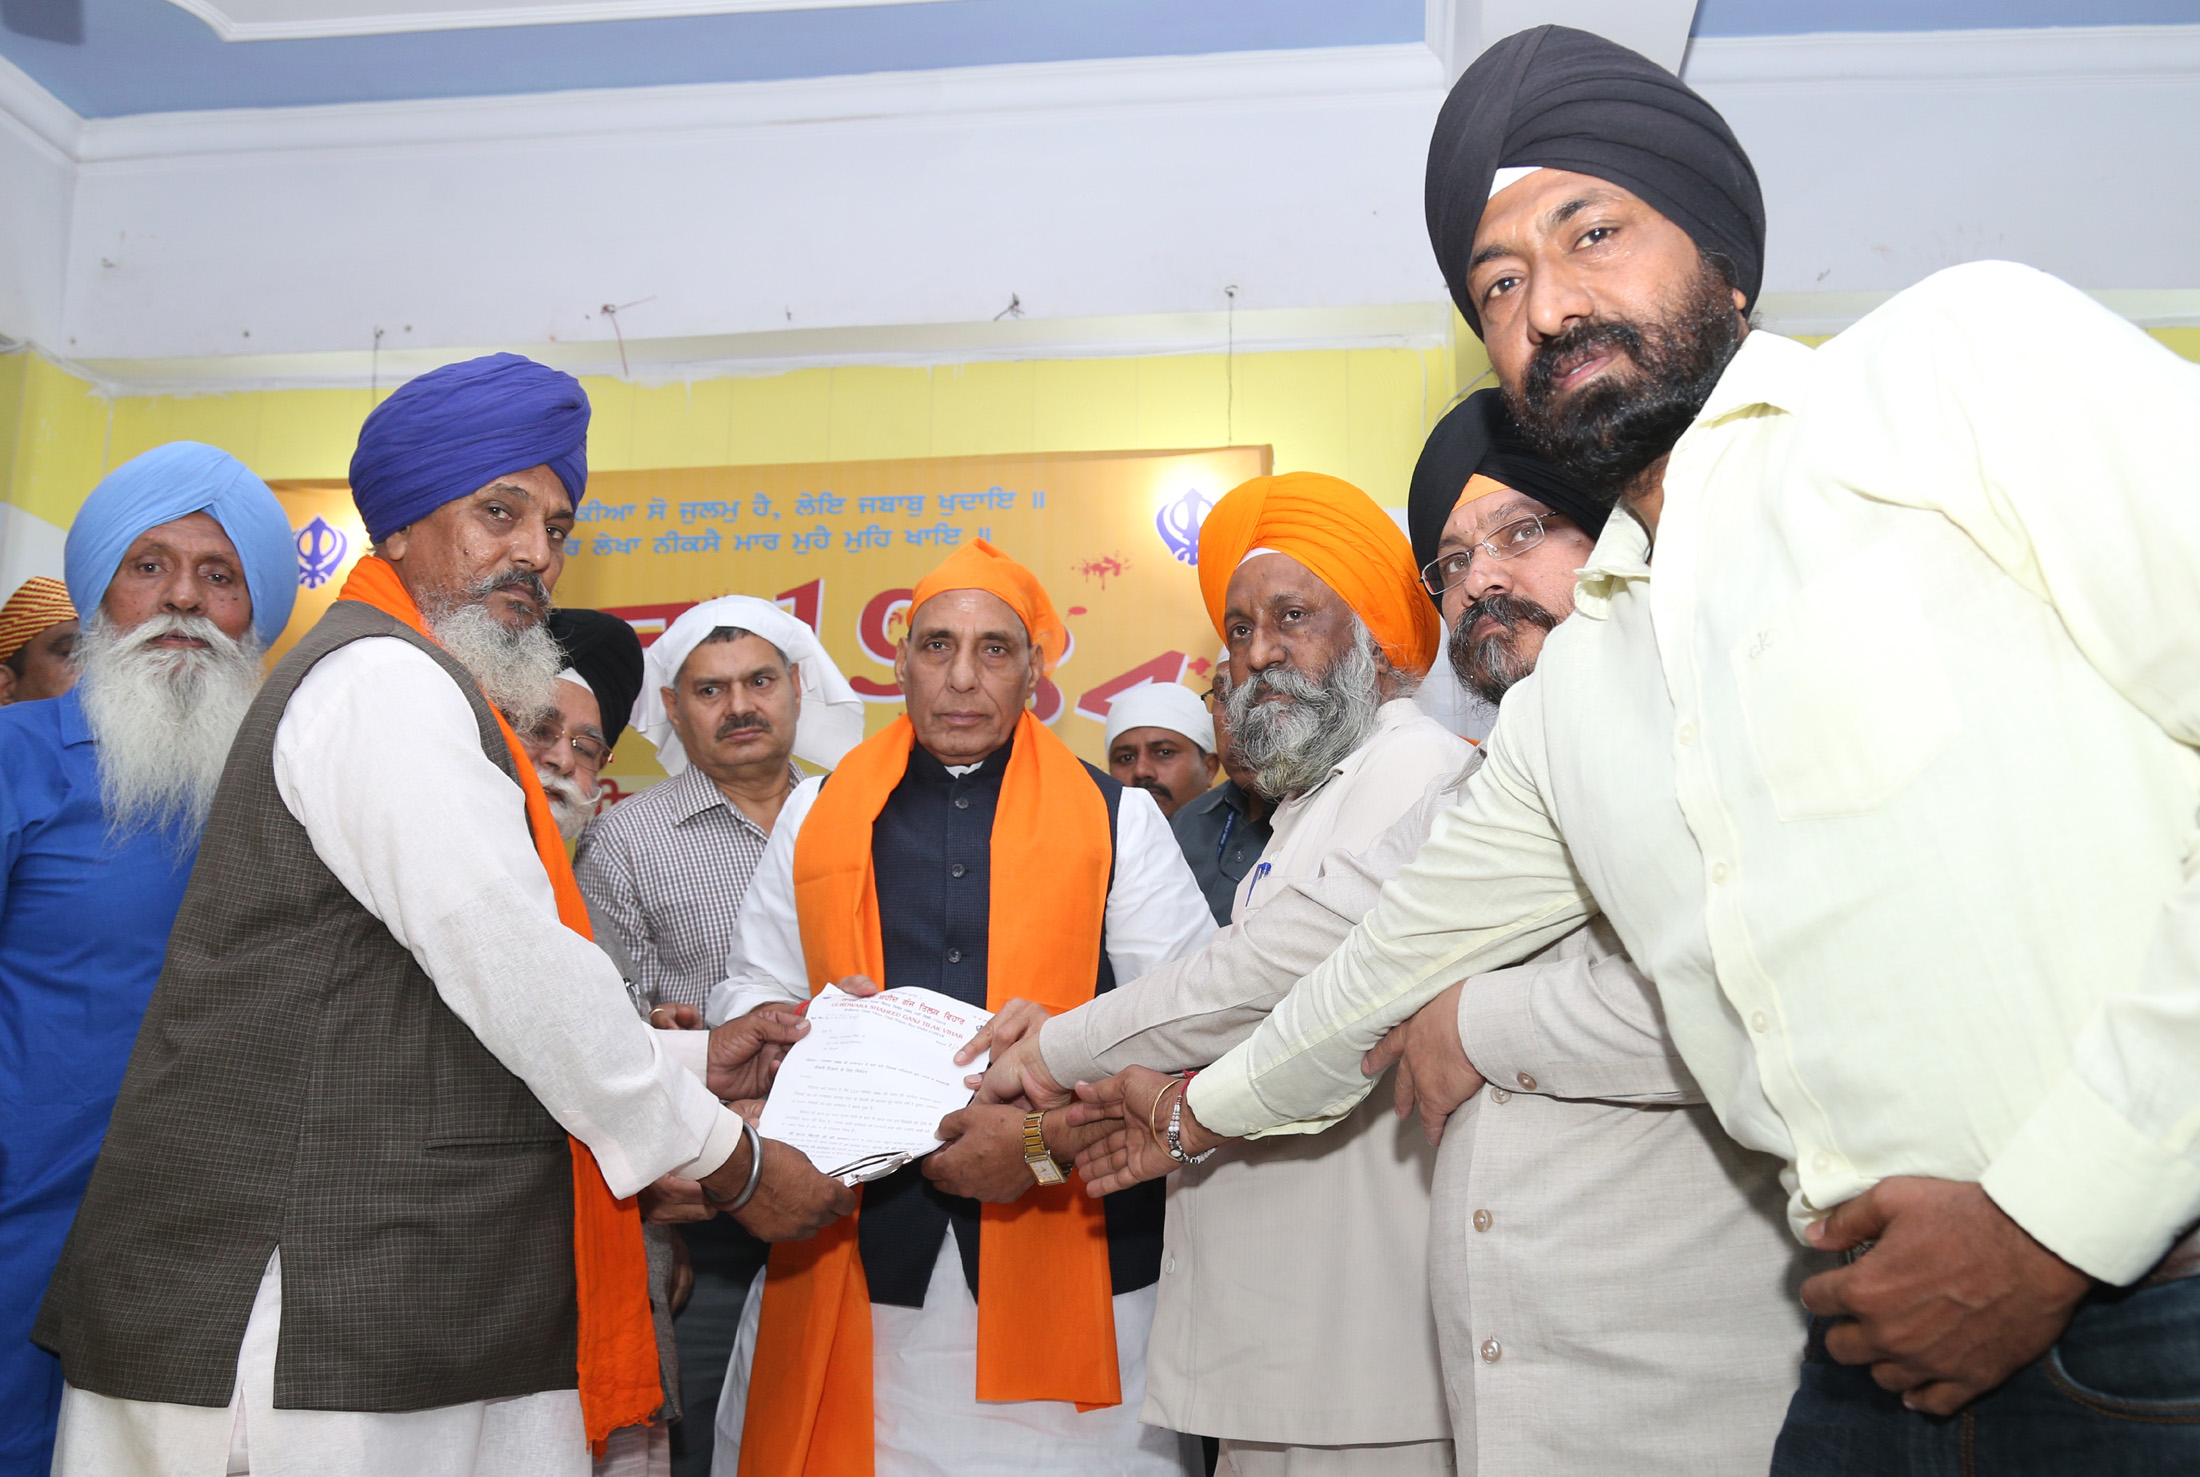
529, 608, 643, 845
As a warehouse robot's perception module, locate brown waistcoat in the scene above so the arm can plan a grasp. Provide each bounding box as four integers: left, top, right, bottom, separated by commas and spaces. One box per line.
34, 601, 580, 1412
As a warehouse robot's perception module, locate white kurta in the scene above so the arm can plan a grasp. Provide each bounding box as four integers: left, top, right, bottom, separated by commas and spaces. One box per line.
704, 760, 1215, 1474
53, 636, 744, 1477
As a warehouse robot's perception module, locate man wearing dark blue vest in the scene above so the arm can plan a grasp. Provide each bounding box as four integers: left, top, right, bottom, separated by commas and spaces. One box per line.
710, 540, 1215, 1475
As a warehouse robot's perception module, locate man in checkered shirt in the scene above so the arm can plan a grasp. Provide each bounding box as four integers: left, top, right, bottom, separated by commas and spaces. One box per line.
573, 592, 863, 1475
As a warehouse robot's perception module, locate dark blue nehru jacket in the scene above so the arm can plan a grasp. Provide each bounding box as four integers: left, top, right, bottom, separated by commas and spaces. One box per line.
851, 732, 1165, 1308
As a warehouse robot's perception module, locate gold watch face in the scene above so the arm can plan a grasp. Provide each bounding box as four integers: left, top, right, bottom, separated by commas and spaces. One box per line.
1027, 1154, 1067, 1186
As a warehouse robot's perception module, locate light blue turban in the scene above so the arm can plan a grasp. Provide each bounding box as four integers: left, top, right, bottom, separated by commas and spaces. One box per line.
63, 441, 298, 650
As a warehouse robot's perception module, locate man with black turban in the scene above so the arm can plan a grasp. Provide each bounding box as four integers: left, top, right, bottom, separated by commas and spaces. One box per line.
531, 607, 646, 842
1076, 25, 2200, 1476
37, 353, 854, 1477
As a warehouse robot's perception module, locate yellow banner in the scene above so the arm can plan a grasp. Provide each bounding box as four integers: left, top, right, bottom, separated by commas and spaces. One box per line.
271, 445, 1266, 798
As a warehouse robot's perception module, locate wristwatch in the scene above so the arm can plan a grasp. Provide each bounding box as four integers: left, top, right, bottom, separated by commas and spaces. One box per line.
1023, 1110, 1067, 1186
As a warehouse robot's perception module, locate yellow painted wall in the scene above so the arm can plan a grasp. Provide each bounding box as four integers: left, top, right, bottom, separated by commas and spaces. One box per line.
1, 345, 1467, 532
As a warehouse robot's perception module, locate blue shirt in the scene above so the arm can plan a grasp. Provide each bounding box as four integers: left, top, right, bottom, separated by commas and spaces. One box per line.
0, 688, 198, 1476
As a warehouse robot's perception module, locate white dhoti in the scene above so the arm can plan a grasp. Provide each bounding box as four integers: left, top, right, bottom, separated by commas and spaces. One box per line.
714, 1239, 1198, 1476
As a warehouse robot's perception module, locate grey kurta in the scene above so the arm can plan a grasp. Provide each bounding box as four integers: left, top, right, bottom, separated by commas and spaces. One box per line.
1043, 749, 1820, 1475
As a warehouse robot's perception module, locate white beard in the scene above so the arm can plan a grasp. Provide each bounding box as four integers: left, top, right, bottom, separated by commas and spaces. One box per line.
427, 600, 563, 735
535, 763, 600, 842
75, 611, 265, 837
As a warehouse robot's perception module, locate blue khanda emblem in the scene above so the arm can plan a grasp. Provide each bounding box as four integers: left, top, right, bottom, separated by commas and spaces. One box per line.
296, 516, 348, 589
1155, 488, 1213, 565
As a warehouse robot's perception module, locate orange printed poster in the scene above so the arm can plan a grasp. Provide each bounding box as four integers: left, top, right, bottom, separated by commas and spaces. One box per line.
273, 445, 1267, 802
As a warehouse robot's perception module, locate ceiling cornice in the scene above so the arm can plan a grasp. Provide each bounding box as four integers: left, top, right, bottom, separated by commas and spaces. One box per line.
160, 0, 955, 42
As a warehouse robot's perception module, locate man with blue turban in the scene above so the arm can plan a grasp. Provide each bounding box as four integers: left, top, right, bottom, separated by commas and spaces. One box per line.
0, 441, 295, 1477
36, 353, 852, 1477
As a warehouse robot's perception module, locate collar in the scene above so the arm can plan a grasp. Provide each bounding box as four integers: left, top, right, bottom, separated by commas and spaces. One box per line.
667, 759, 803, 828
57, 684, 94, 748
1572, 329, 1813, 620
908, 732, 1013, 785
1288, 698, 1423, 804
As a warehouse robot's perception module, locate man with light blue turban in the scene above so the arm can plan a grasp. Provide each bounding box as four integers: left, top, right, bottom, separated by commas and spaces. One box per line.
0, 440, 294, 1477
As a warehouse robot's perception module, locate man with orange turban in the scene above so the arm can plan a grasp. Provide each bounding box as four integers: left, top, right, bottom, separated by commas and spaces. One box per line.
966, 474, 1467, 1474
0, 577, 79, 705
707, 539, 1216, 1475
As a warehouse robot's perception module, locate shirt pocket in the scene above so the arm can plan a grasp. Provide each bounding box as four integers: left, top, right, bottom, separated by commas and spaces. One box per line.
1729, 541, 1960, 820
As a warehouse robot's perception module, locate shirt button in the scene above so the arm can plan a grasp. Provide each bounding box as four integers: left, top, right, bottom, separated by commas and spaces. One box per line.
1164, 1256, 1176, 1274
950, 863, 967, 878
1750, 1010, 1770, 1033
1515, 1073, 1537, 1091
1489, 1088, 1511, 1104
1479, 1338, 1502, 1364
1711, 861, 1731, 885
1472, 1209, 1492, 1233
1677, 723, 1697, 746
947, 948, 963, 964
953, 795, 970, 810
1812, 1152, 1834, 1174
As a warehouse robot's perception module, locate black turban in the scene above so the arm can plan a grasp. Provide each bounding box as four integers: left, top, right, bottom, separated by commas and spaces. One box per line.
549, 608, 644, 751
1427, 25, 1765, 338
1408, 389, 1609, 600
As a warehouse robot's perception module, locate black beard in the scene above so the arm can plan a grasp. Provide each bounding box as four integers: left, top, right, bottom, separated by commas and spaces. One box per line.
1508, 259, 1744, 503
1448, 593, 1559, 705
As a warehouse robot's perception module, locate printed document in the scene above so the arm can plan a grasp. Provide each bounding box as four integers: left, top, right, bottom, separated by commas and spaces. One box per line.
759, 985, 993, 1182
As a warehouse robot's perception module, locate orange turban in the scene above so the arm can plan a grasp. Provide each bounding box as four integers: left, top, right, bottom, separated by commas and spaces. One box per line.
1197, 472, 1440, 678
910, 538, 1069, 676
0, 576, 77, 664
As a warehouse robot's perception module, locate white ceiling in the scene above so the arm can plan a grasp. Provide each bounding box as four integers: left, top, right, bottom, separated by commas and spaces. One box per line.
162, 0, 954, 42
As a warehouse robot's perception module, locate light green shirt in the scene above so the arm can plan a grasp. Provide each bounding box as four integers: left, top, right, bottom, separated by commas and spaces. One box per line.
1190, 261, 2200, 1286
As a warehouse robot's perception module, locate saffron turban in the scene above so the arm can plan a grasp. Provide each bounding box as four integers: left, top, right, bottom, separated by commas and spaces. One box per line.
1197, 472, 1440, 679
0, 576, 76, 663
63, 441, 298, 650
1407, 389, 1610, 589
635, 594, 865, 773
349, 352, 590, 543
1428, 25, 1765, 338
1104, 680, 1215, 756
547, 608, 645, 751
910, 538, 1069, 677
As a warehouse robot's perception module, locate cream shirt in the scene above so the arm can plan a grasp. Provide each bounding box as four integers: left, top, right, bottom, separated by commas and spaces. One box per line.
1190, 261, 2200, 1286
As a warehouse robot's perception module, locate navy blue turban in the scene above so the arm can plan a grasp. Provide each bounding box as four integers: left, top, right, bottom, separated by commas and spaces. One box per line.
349, 353, 591, 543
1408, 389, 1608, 601
1427, 26, 1765, 339
64, 441, 298, 649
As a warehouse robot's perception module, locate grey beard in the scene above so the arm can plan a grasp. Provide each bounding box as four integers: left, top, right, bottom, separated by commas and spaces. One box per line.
75, 611, 264, 838
1222, 619, 1389, 799
1449, 593, 1560, 705
428, 600, 563, 735
534, 764, 599, 842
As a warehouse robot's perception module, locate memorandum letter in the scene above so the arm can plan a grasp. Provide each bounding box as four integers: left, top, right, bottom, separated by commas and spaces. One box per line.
759, 985, 993, 1179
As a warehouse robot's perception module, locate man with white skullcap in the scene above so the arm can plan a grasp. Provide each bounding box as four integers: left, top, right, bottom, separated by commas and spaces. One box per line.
572, 594, 864, 1459
1104, 681, 1218, 822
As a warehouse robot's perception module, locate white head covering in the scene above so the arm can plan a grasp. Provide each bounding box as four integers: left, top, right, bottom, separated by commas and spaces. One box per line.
1103, 681, 1216, 756
636, 595, 865, 774
554, 667, 594, 699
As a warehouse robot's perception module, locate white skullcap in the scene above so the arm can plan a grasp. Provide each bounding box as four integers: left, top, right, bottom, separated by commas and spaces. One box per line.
1488, 165, 1545, 199
554, 666, 594, 699
1103, 682, 1215, 756
636, 595, 865, 773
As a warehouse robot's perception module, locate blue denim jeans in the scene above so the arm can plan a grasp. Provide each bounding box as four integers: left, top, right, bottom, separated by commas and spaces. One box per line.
1771, 1274, 2200, 1476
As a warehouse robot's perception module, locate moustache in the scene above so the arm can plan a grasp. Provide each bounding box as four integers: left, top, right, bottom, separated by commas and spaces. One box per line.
1131, 776, 1174, 804
1523, 319, 1644, 411
1459, 592, 1559, 638
715, 713, 772, 742
467, 568, 551, 612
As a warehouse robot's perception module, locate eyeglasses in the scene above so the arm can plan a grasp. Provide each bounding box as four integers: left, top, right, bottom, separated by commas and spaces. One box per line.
527, 720, 611, 772
1419, 513, 1572, 600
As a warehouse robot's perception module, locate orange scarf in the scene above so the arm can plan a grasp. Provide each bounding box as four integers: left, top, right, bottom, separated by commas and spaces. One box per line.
740, 712, 1119, 1477
336, 557, 659, 1450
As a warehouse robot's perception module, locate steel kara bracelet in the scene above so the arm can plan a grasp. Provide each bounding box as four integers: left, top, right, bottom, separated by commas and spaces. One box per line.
703, 1119, 766, 1212
1164, 1078, 1215, 1166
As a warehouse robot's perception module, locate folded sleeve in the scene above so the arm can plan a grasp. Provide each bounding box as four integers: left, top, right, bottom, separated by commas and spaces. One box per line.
1188, 677, 1594, 1139
1099, 785, 1218, 984
273, 637, 738, 1196
1853, 264, 2200, 1281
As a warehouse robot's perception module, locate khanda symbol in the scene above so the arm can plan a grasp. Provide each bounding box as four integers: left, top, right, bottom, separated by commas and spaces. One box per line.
1155, 488, 1213, 566
295, 516, 349, 589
